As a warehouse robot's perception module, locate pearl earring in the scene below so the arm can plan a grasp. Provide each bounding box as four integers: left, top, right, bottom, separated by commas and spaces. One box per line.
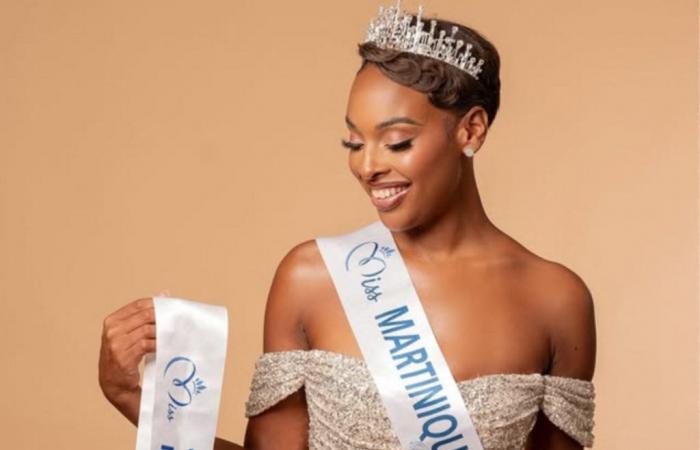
463, 146, 475, 158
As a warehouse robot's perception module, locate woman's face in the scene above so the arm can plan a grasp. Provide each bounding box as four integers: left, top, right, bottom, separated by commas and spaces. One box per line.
343, 63, 470, 231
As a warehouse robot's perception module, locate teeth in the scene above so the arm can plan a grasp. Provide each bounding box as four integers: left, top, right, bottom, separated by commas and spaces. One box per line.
372, 185, 409, 200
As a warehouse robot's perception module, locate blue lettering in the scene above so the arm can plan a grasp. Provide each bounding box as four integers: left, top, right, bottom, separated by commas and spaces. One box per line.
420, 414, 458, 441
400, 362, 436, 380
384, 333, 420, 353
359, 245, 471, 448
405, 376, 439, 390
375, 305, 414, 334
361, 276, 383, 302
409, 383, 448, 410
393, 347, 428, 370
417, 401, 451, 419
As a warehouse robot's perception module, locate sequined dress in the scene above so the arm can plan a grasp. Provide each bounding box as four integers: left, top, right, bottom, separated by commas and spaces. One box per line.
244, 348, 595, 449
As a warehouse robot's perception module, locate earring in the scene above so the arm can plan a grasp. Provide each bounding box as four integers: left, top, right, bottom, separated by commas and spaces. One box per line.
463, 146, 475, 158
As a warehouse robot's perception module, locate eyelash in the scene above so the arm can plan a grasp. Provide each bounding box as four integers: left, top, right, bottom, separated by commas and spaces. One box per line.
340, 138, 414, 152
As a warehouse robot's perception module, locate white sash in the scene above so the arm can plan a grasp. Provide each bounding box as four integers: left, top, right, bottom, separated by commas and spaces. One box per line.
135, 296, 228, 450
316, 221, 484, 450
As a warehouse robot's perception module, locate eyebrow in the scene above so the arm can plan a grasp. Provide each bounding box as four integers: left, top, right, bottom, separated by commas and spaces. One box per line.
345, 115, 424, 131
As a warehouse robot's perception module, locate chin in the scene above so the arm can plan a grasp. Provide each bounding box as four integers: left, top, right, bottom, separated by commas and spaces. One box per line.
376, 211, 419, 233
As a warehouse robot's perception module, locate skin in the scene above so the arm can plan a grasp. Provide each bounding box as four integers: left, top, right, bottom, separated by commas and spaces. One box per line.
99, 62, 596, 450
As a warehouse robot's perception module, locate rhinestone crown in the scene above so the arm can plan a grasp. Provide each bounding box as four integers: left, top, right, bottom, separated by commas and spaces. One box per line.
363, 0, 485, 80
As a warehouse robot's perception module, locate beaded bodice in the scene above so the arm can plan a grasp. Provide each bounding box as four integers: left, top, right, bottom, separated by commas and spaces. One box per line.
244, 349, 595, 449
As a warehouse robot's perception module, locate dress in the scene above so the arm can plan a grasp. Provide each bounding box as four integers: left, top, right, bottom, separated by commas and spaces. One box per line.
244, 348, 596, 450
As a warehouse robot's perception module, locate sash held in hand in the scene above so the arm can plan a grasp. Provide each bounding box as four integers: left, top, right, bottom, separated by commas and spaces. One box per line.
135, 297, 228, 450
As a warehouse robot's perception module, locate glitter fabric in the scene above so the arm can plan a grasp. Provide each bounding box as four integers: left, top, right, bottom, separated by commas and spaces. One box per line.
244, 349, 595, 449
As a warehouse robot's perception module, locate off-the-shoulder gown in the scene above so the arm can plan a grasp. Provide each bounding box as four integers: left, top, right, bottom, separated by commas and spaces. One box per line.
244, 348, 595, 450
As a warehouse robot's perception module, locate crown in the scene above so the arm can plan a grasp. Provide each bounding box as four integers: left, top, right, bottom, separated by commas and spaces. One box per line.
363, 0, 485, 80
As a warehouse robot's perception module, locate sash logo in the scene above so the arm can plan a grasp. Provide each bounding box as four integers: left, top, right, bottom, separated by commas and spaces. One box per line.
345, 240, 395, 303
163, 356, 207, 422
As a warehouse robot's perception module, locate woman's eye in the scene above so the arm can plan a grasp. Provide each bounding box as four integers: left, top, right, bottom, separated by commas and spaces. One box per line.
340, 138, 363, 151
340, 138, 414, 152
386, 138, 413, 151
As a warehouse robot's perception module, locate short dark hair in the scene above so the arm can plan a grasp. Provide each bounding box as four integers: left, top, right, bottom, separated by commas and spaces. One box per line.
357, 17, 501, 127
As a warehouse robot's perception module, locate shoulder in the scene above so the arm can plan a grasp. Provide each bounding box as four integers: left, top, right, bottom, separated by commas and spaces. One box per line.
271, 239, 330, 301
262, 239, 329, 352
529, 258, 597, 380
275, 239, 327, 280
529, 259, 595, 324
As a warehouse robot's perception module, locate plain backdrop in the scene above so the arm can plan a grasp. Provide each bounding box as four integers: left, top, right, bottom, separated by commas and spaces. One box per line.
0, 0, 698, 448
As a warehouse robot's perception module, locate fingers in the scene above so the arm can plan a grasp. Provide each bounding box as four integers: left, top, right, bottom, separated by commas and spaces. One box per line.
102, 321, 155, 361
99, 294, 166, 403
104, 297, 154, 326
120, 323, 157, 351
102, 288, 168, 326
102, 305, 155, 347
120, 306, 156, 335
123, 338, 156, 368
100, 292, 168, 369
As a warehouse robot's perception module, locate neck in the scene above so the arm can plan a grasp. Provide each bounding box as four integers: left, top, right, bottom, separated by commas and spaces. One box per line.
392, 160, 496, 262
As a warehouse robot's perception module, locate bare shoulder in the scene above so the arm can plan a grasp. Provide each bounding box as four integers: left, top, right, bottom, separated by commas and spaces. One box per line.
276, 238, 328, 281
262, 238, 329, 352
529, 258, 595, 318
527, 256, 597, 380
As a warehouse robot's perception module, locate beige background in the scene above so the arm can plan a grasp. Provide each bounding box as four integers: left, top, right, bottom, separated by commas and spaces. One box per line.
0, 0, 697, 448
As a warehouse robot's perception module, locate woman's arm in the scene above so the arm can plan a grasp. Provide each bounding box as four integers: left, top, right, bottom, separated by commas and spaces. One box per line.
241, 241, 316, 449
526, 265, 597, 450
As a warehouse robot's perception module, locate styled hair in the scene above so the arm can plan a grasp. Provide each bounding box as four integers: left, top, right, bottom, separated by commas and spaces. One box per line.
357, 17, 501, 127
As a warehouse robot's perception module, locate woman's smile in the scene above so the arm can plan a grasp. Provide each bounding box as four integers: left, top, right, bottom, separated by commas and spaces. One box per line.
368, 183, 411, 212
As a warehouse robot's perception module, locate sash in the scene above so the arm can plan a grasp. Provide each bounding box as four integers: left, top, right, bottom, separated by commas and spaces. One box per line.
135, 296, 228, 450
316, 221, 484, 450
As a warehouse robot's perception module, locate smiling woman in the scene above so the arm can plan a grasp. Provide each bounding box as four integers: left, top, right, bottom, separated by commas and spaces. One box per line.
239, 4, 597, 450
99, 2, 597, 450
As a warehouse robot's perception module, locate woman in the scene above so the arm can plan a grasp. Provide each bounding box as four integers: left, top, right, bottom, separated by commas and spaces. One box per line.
99, 3, 596, 449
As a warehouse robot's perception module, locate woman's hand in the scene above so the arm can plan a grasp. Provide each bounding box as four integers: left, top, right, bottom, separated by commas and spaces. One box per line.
98, 296, 158, 424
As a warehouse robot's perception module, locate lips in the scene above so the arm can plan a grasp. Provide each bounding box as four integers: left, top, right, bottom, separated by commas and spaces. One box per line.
369, 183, 411, 212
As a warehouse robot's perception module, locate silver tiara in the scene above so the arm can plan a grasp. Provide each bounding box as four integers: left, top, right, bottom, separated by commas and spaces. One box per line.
363, 0, 485, 80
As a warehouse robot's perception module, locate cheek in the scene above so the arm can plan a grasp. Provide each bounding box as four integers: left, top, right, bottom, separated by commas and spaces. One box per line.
347, 151, 359, 177
404, 142, 455, 192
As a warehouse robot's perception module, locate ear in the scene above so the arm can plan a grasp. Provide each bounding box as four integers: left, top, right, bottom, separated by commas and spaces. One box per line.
455, 106, 489, 154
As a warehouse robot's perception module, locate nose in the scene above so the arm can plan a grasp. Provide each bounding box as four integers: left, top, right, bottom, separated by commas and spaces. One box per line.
354, 144, 389, 182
